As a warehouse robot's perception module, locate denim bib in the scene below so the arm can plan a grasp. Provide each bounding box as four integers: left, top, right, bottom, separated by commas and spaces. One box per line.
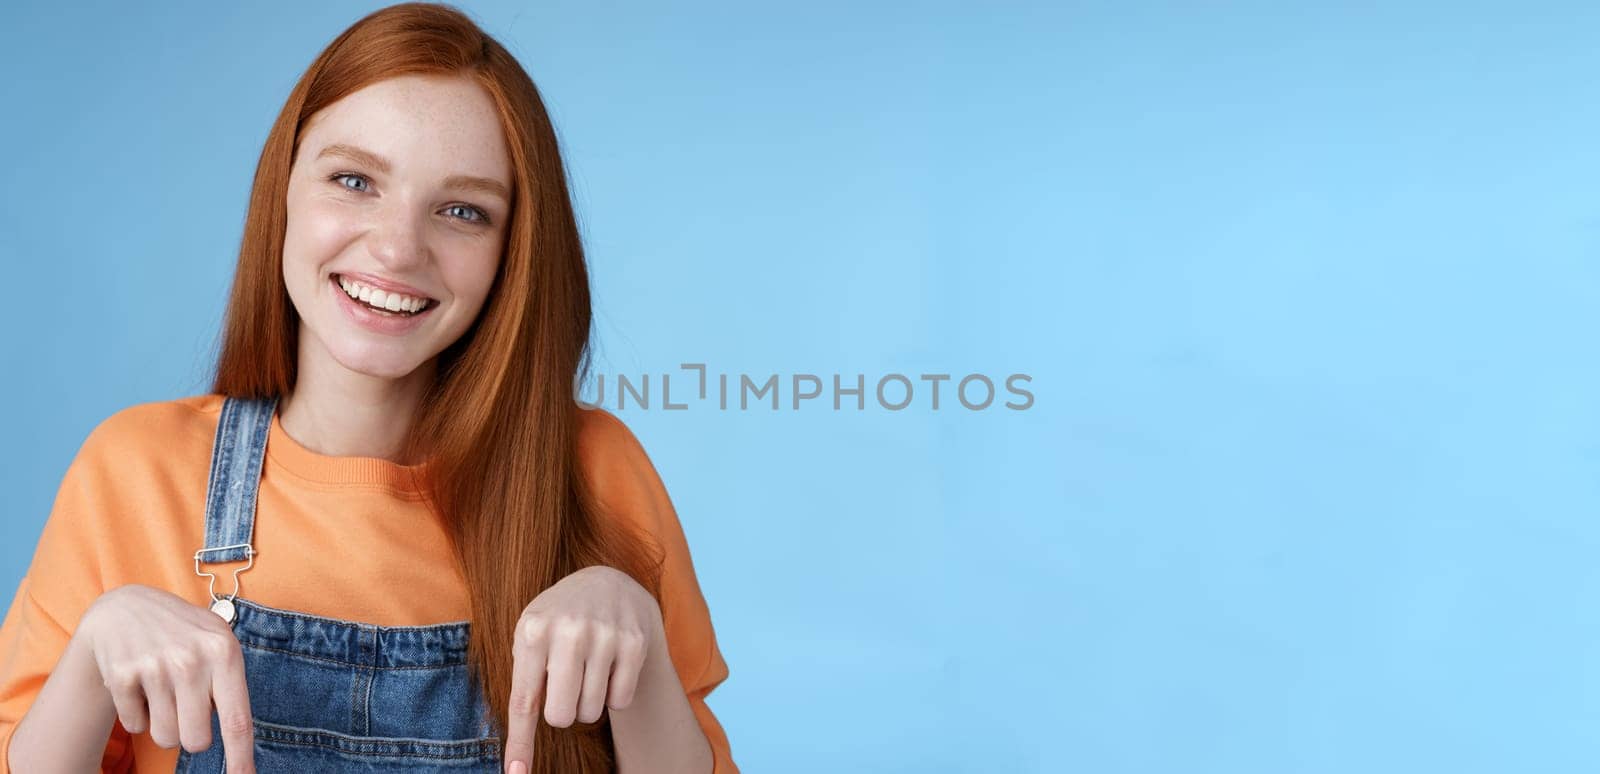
177, 395, 502, 772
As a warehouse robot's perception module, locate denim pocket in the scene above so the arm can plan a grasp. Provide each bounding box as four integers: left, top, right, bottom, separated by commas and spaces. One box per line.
176, 713, 501, 773
250, 718, 501, 772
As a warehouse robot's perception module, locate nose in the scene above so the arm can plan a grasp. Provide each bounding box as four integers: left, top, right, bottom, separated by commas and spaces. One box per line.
365, 196, 430, 271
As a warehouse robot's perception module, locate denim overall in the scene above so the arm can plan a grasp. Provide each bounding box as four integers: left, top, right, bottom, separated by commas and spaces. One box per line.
177, 395, 503, 772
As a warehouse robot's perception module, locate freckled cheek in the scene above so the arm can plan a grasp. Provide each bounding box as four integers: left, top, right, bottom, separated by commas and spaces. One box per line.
464, 254, 499, 302
297, 199, 366, 250
283, 207, 356, 291
447, 253, 501, 308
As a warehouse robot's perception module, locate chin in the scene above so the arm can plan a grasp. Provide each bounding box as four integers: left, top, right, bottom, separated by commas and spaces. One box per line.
330, 346, 432, 380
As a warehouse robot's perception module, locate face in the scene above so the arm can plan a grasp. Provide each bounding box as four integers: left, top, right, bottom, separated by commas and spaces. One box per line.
282, 73, 513, 382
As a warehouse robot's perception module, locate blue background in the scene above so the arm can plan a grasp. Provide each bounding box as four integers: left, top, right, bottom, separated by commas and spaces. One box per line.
2, 2, 1594, 772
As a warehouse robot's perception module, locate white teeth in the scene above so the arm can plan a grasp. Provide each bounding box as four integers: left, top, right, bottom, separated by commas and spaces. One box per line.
337, 275, 430, 314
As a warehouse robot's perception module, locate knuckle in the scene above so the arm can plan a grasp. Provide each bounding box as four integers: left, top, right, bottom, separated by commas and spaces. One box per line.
182, 731, 213, 753
118, 712, 147, 734
199, 632, 238, 661
105, 666, 143, 692
219, 710, 254, 736
163, 647, 201, 674
516, 617, 548, 647
553, 615, 587, 640
545, 704, 574, 728
508, 689, 540, 716
132, 654, 164, 679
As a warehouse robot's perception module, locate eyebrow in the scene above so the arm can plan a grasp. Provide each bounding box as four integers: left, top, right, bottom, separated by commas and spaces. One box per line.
316, 142, 511, 203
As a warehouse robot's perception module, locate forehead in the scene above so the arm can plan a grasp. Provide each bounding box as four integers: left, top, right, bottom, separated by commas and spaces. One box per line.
297, 74, 511, 184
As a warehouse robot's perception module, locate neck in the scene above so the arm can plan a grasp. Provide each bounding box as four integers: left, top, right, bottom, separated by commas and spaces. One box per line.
276, 336, 436, 465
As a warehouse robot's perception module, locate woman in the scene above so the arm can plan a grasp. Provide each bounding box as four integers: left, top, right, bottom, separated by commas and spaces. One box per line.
0, 3, 736, 773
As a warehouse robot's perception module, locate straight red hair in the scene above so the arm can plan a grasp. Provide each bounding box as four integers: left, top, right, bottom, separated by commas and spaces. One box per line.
209, 4, 663, 771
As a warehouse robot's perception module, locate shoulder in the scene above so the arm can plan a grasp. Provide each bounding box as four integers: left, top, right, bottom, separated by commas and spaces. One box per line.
572, 405, 672, 529
575, 404, 646, 460
28, 394, 225, 605
54, 393, 226, 522
89, 392, 225, 439
74, 393, 224, 468
574, 404, 657, 485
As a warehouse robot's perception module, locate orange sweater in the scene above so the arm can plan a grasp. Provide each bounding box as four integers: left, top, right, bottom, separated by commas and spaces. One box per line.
0, 394, 737, 773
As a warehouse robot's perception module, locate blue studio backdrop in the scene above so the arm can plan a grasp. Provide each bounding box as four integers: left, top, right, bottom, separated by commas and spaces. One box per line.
2, 2, 1596, 772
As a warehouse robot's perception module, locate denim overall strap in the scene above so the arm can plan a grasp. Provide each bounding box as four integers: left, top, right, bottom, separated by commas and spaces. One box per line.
193, 395, 277, 611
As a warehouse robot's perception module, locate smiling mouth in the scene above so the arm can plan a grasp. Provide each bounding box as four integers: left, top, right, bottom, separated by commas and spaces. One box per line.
331, 274, 437, 317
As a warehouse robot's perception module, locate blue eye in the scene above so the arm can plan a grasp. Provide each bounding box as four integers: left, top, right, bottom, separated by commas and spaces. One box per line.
327, 172, 492, 226
330, 172, 369, 192
446, 204, 490, 224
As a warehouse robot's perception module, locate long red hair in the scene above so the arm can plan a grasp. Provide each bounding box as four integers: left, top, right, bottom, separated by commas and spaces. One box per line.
209, 4, 662, 771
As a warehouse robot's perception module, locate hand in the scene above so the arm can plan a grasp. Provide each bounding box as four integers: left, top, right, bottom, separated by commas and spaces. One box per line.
502, 565, 663, 772
79, 584, 256, 773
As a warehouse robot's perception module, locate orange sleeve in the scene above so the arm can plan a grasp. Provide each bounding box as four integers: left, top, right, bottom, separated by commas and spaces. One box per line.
0, 423, 136, 774
579, 409, 739, 774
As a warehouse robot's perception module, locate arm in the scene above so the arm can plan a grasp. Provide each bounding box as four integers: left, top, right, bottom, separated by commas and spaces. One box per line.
577, 408, 740, 773
6, 620, 119, 773
1, 417, 141, 774
610, 619, 714, 774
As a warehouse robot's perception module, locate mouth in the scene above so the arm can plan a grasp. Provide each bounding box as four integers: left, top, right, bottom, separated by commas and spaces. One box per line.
330, 273, 438, 318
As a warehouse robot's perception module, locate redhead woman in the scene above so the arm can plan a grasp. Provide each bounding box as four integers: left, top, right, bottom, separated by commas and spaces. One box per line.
0, 3, 736, 773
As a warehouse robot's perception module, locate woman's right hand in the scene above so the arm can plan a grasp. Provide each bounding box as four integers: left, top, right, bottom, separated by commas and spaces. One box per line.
78, 584, 256, 772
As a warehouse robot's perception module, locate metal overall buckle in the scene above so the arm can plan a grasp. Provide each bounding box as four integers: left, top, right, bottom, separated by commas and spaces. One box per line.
194, 542, 255, 624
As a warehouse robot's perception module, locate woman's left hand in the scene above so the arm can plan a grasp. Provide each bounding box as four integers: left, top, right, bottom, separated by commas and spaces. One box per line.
501, 565, 664, 770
